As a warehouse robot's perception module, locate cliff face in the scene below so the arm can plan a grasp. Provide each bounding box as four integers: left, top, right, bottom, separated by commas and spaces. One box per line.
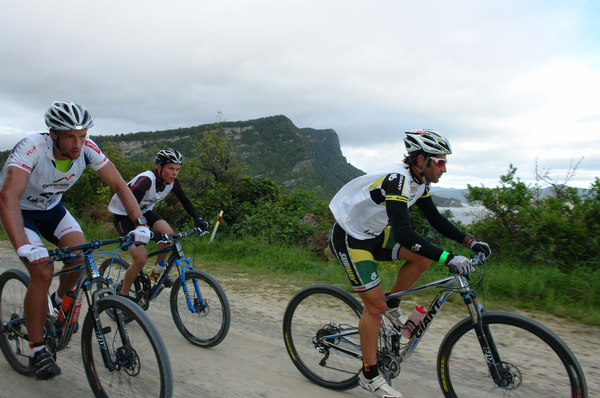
91, 115, 365, 197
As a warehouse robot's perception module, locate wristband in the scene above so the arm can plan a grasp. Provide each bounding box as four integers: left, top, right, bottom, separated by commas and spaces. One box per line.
439, 251, 450, 264
463, 233, 474, 247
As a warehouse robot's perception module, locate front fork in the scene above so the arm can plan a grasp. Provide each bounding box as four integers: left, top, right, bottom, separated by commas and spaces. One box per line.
175, 258, 205, 313
86, 282, 131, 372
463, 290, 508, 387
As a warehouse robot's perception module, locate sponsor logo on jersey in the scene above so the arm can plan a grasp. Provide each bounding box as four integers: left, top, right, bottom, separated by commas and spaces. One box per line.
42, 174, 76, 189
94, 156, 108, 167
85, 140, 101, 154
25, 145, 37, 157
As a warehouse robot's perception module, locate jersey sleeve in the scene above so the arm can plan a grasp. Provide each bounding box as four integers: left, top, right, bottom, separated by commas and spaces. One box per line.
83, 138, 109, 171
416, 195, 466, 244
172, 179, 201, 220
382, 173, 446, 262
4, 136, 40, 174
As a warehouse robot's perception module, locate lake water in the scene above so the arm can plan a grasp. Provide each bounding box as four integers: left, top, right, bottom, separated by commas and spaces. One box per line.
437, 205, 489, 225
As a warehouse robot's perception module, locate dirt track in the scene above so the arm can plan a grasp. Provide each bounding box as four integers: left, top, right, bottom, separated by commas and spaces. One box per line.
0, 242, 598, 397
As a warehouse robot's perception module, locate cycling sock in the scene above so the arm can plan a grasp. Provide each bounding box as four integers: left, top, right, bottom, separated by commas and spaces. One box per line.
29, 341, 45, 357
363, 363, 379, 379
54, 292, 63, 305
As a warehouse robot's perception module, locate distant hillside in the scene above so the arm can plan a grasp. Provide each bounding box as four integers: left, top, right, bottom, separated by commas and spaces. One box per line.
90, 115, 365, 197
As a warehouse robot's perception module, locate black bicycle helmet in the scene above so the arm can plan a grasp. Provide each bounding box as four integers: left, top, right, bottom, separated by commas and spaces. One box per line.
45, 101, 94, 131
155, 148, 184, 165
404, 129, 452, 155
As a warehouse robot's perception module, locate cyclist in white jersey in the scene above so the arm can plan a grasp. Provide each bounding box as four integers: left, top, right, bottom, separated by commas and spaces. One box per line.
328, 130, 492, 398
107, 148, 208, 299
0, 101, 151, 381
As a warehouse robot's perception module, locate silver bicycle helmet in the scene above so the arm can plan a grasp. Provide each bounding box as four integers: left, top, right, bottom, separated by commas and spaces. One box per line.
404, 129, 452, 155
45, 101, 94, 131
155, 148, 184, 165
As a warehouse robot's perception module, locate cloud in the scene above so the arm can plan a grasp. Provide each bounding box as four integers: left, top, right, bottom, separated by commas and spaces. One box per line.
1, 0, 599, 189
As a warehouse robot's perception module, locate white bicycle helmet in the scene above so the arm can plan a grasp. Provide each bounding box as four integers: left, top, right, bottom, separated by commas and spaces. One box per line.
45, 101, 94, 131
155, 148, 184, 165
404, 129, 452, 155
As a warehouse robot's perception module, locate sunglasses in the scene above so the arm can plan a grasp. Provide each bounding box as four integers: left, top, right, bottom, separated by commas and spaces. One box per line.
430, 157, 448, 168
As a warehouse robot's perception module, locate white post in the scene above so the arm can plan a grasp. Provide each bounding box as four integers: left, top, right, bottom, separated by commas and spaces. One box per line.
209, 210, 223, 243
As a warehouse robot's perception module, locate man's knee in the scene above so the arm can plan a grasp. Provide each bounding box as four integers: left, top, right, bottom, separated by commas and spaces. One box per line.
27, 263, 54, 286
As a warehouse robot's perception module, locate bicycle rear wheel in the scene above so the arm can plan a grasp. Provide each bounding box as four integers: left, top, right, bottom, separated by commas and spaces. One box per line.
170, 270, 230, 348
0, 269, 32, 376
282, 284, 363, 390
437, 310, 587, 398
81, 295, 173, 398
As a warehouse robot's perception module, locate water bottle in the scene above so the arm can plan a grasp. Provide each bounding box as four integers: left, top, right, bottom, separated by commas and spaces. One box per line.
57, 288, 75, 323
401, 304, 426, 339
150, 260, 166, 282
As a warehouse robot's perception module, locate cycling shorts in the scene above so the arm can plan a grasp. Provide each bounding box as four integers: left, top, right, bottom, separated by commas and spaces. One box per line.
113, 210, 164, 236
21, 203, 83, 246
328, 222, 402, 292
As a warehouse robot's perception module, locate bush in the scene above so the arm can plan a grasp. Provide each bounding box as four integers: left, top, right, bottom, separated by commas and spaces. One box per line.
466, 166, 600, 272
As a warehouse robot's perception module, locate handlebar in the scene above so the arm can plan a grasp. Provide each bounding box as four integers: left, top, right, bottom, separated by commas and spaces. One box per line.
471, 252, 487, 267
47, 235, 133, 262
47, 227, 207, 262
153, 227, 207, 243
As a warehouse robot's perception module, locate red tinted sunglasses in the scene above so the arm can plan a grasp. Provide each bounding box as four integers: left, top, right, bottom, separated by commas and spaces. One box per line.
430, 157, 448, 167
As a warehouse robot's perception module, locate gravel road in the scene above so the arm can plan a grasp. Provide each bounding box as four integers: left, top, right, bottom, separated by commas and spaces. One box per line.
0, 242, 597, 397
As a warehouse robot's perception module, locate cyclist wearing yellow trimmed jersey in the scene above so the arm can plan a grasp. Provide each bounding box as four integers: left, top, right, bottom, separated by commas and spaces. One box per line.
328, 130, 491, 398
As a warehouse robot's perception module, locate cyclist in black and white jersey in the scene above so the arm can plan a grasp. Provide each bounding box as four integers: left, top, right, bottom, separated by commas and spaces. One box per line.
0, 101, 151, 380
328, 130, 492, 398
107, 148, 208, 299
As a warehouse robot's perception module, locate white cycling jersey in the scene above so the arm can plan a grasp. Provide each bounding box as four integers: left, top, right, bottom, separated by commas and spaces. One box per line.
329, 163, 430, 240
107, 170, 174, 215
0, 133, 109, 211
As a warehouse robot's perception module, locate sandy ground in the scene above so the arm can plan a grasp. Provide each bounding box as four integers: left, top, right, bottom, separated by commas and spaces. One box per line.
0, 240, 598, 397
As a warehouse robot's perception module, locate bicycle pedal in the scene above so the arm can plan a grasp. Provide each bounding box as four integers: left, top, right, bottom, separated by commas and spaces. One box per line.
102, 326, 112, 334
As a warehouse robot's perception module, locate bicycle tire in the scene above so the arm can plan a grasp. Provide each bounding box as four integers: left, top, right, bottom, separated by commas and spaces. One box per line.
81, 295, 173, 398
98, 258, 133, 296
169, 269, 230, 348
282, 284, 363, 390
437, 310, 587, 398
0, 269, 32, 376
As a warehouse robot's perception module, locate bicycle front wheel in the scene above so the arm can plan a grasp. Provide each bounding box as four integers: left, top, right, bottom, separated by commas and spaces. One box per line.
282, 284, 363, 390
81, 295, 173, 398
0, 269, 32, 376
170, 270, 230, 348
437, 310, 587, 398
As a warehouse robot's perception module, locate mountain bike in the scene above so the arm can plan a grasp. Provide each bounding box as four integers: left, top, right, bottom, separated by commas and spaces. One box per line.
98, 227, 230, 348
0, 236, 173, 398
282, 253, 588, 397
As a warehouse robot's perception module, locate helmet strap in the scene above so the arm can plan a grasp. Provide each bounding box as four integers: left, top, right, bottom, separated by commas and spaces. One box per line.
409, 154, 429, 184
156, 164, 166, 184
50, 130, 70, 159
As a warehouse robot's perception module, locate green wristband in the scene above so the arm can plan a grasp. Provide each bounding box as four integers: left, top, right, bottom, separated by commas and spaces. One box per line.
439, 251, 450, 264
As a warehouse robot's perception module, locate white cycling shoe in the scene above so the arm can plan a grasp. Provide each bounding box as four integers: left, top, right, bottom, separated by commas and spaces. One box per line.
384, 306, 406, 330
359, 372, 403, 398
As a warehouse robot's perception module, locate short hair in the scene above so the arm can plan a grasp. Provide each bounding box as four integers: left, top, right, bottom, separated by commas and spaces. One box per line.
403, 150, 431, 167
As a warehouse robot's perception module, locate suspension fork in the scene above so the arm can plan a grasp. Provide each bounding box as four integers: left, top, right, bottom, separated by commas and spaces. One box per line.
87, 284, 121, 371
462, 290, 507, 387
176, 258, 203, 313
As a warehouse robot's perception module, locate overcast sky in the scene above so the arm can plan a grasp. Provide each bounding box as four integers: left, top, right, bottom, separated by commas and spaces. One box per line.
1, 1, 599, 189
